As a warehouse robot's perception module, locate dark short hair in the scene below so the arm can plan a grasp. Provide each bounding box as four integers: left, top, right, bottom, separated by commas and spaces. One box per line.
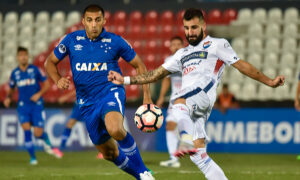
183, 8, 205, 21
171, 36, 184, 44
83, 4, 105, 17
17, 46, 28, 53
223, 83, 228, 89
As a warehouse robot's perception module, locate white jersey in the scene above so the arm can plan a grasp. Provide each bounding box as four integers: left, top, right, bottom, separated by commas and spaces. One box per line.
162, 35, 240, 103
164, 55, 182, 99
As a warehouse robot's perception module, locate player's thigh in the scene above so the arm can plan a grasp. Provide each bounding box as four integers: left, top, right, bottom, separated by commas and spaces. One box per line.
95, 137, 119, 160
31, 105, 46, 128
104, 111, 125, 133
17, 107, 31, 127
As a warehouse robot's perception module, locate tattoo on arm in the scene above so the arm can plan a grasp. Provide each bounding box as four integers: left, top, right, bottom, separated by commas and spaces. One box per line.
131, 66, 171, 84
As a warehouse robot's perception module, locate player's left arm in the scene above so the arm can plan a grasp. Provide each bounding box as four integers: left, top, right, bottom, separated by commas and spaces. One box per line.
294, 80, 300, 111
128, 55, 153, 104
232, 59, 285, 88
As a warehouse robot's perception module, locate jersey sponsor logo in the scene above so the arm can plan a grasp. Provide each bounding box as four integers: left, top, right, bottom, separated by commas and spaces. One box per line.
203, 41, 212, 49
74, 44, 83, 51
75, 62, 107, 71
107, 101, 116, 106
58, 44, 66, 53
110, 87, 118, 91
76, 36, 85, 41
183, 66, 196, 75
180, 51, 208, 64
27, 68, 34, 73
17, 78, 36, 87
224, 42, 230, 48
79, 99, 84, 105
101, 38, 111, 43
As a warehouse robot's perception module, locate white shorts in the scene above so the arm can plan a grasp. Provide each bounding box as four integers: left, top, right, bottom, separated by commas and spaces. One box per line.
165, 102, 178, 123
171, 85, 214, 141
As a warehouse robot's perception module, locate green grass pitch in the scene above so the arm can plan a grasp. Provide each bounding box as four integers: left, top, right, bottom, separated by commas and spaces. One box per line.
0, 151, 299, 180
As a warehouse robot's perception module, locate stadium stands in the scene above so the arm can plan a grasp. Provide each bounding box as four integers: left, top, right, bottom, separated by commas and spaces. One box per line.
0, 7, 299, 102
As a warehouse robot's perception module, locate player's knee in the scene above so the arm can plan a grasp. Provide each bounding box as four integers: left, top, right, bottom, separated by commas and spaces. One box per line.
107, 126, 126, 140
166, 122, 177, 131
66, 119, 77, 128
33, 130, 43, 137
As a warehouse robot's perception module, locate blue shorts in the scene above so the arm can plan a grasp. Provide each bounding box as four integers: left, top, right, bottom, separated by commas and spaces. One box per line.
70, 104, 82, 121
80, 87, 126, 145
17, 103, 45, 128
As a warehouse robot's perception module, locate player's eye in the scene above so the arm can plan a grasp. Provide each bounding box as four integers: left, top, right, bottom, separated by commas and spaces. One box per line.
184, 26, 189, 30
192, 25, 198, 29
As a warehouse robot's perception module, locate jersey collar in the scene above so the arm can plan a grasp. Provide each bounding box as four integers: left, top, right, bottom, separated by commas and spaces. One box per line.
188, 35, 209, 48
84, 28, 107, 42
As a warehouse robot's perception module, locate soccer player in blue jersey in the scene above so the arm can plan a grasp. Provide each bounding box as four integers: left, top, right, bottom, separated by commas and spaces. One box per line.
45, 4, 154, 180
3, 47, 60, 165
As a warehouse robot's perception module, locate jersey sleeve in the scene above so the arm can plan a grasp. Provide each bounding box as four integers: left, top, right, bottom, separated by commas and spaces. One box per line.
35, 66, 47, 82
117, 36, 136, 62
162, 50, 182, 73
9, 71, 16, 88
54, 34, 71, 61
216, 39, 240, 66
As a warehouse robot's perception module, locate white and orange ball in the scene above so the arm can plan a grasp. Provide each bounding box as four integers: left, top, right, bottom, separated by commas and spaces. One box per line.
134, 104, 164, 133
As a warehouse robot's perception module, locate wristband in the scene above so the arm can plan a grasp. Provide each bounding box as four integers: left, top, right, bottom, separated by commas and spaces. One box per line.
123, 76, 131, 85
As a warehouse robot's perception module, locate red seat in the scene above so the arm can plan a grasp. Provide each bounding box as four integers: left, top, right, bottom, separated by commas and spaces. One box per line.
66, 22, 84, 34
208, 9, 223, 24
144, 25, 159, 40
144, 53, 158, 70
104, 11, 112, 26
48, 38, 61, 52
113, 11, 127, 26
176, 10, 185, 26
161, 39, 171, 54
223, 8, 237, 24
125, 85, 140, 100
33, 52, 49, 69
127, 25, 143, 40
144, 40, 160, 54
145, 10, 158, 25
130, 40, 143, 55
161, 10, 175, 25
114, 25, 126, 37
160, 25, 175, 40
129, 11, 143, 25
44, 83, 61, 103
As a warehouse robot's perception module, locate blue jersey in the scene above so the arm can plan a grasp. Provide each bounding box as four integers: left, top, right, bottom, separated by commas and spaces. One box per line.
54, 28, 136, 107
9, 64, 47, 106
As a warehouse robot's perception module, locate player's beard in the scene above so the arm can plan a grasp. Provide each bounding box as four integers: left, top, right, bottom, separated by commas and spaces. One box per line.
186, 28, 204, 46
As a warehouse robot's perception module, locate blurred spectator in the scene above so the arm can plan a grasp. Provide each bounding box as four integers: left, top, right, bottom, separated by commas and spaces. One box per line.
215, 83, 239, 113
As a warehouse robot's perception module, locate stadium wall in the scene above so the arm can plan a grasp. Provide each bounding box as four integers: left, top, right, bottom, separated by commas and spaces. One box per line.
0, 108, 299, 153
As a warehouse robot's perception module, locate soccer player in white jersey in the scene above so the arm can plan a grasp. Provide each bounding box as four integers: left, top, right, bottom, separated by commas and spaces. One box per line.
108, 8, 285, 180
156, 36, 184, 168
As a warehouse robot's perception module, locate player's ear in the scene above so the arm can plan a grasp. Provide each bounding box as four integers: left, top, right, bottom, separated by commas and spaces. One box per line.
103, 18, 106, 25
81, 17, 85, 26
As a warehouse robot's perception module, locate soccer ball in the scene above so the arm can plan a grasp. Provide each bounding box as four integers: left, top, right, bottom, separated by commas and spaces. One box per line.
134, 104, 164, 133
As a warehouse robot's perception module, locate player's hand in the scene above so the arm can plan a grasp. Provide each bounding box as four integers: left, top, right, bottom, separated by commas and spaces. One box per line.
270, 75, 285, 88
108, 71, 124, 85
3, 97, 11, 108
57, 76, 71, 90
30, 93, 41, 102
156, 97, 164, 108
295, 100, 300, 111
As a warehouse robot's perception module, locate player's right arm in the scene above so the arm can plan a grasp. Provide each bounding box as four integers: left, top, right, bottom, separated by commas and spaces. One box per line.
156, 76, 171, 107
44, 52, 70, 90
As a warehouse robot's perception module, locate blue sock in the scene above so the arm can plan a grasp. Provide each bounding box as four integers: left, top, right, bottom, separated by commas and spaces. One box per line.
37, 132, 52, 148
117, 133, 148, 173
60, 128, 72, 150
113, 147, 140, 179
24, 130, 36, 159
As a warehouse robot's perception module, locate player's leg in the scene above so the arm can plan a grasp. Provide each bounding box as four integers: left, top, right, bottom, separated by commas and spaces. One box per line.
105, 111, 149, 174
21, 122, 37, 165
95, 137, 143, 179
59, 118, 77, 150
160, 120, 180, 168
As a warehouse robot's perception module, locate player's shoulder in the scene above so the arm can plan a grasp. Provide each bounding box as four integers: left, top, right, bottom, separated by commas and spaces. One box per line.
206, 36, 229, 46
11, 67, 20, 76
